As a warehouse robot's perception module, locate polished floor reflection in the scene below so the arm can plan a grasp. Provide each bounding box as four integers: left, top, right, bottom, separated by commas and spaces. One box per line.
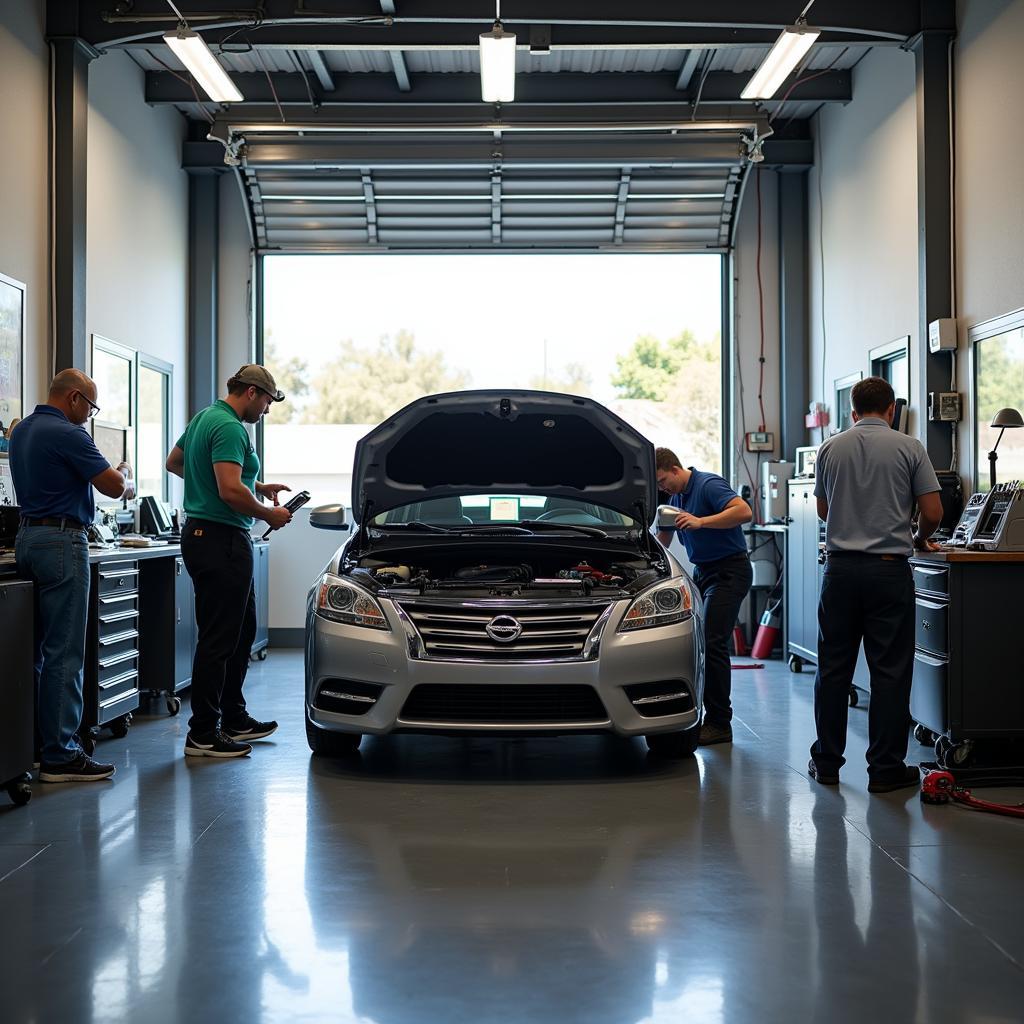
2, 652, 1023, 1023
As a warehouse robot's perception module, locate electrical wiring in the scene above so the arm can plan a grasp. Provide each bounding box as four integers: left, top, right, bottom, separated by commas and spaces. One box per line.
147, 49, 215, 123
815, 114, 827, 437
255, 46, 286, 123
755, 167, 768, 434
690, 49, 716, 122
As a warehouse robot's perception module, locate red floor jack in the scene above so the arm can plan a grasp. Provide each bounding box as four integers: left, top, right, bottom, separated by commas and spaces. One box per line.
921, 769, 1024, 819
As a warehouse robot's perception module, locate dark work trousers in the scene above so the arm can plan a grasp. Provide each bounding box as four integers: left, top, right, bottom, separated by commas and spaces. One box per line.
811, 554, 915, 779
692, 552, 753, 728
181, 518, 256, 738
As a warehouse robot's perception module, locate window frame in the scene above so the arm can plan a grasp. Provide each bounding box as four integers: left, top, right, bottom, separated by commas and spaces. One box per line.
137, 353, 174, 502
834, 370, 862, 432
869, 336, 910, 402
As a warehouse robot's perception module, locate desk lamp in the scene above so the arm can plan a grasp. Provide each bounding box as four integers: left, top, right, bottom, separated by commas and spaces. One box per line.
988, 407, 1024, 489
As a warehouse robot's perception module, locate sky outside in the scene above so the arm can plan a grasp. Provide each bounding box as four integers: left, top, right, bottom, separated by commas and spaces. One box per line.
264, 252, 722, 404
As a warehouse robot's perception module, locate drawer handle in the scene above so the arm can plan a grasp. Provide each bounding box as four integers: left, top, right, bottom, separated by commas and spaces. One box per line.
99, 629, 139, 646
99, 610, 138, 625
99, 593, 137, 605
915, 650, 947, 668
99, 668, 138, 691
99, 568, 139, 579
916, 598, 947, 612
100, 687, 137, 709
99, 650, 137, 670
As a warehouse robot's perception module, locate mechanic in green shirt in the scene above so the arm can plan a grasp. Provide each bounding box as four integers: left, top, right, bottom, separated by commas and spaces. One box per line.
166, 365, 293, 759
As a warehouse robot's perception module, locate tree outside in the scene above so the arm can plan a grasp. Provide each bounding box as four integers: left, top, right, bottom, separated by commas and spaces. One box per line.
302, 329, 469, 424
976, 329, 1024, 489
527, 361, 592, 395
262, 332, 310, 423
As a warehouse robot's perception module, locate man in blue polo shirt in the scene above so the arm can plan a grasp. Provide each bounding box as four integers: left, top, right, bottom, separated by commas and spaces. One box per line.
655, 447, 753, 745
10, 369, 136, 782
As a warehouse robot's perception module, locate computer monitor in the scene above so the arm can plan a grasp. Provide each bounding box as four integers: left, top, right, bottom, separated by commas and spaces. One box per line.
139, 495, 173, 536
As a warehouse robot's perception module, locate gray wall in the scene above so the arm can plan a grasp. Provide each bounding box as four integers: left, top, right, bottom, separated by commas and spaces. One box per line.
954, 0, 1024, 482
0, 5, 188, 495
218, 171, 254, 386
807, 46, 919, 437
0, 1, 49, 409
732, 168, 782, 502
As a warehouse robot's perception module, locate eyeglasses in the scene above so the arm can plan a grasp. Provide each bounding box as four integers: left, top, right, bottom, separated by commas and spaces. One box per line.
74, 391, 101, 418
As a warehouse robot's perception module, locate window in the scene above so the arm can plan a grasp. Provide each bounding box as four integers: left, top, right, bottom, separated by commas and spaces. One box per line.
972, 313, 1024, 492
91, 336, 135, 507
833, 371, 861, 432
870, 337, 910, 402
137, 356, 172, 500
261, 253, 725, 508
90, 336, 173, 504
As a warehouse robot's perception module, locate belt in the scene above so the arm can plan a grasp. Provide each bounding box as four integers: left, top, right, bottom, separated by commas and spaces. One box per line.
20, 516, 89, 531
827, 550, 908, 561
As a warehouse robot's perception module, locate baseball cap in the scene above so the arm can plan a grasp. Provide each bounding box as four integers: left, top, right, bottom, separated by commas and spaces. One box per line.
234, 364, 285, 402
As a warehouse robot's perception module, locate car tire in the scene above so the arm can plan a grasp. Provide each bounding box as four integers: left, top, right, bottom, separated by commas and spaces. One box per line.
305, 713, 362, 757
645, 726, 700, 759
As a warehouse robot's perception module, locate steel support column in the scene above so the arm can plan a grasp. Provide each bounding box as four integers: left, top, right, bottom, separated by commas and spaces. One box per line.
778, 172, 809, 462
49, 38, 96, 373
186, 173, 222, 417
912, 29, 955, 468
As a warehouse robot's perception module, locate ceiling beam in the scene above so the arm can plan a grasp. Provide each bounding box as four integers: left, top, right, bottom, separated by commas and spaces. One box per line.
80, 0, 948, 51
304, 50, 335, 91
674, 50, 702, 91
389, 50, 412, 92
232, 136, 754, 171
146, 69, 851, 107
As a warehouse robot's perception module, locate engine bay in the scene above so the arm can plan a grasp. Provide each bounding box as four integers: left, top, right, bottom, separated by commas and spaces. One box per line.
347, 546, 664, 597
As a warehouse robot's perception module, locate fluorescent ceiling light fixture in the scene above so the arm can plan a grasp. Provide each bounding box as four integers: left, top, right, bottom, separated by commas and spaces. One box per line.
479, 22, 517, 103
163, 28, 243, 103
740, 24, 820, 99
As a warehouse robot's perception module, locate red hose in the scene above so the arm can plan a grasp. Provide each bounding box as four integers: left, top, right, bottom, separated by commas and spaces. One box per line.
921, 770, 1024, 818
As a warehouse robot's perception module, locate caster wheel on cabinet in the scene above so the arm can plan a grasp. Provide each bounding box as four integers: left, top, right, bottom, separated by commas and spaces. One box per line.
257, 648, 268, 661
166, 696, 182, 716
914, 723, 936, 746
108, 713, 132, 739
6, 774, 32, 807
848, 687, 860, 708
788, 656, 804, 674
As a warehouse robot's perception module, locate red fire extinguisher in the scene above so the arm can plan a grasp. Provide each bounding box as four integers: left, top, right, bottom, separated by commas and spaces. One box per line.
752, 601, 782, 660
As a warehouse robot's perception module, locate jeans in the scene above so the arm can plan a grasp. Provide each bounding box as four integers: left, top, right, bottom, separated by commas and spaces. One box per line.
15, 525, 91, 765
810, 554, 915, 779
693, 552, 753, 727
181, 518, 256, 738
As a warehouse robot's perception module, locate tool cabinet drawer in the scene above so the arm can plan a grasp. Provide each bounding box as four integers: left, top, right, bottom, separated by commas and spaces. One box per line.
915, 596, 949, 657
98, 562, 140, 597
98, 666, 139, 704
912, 562, 949, 598
911, 649, 948, 736
98, 593, 139, 624
97, 629, 139, 664
98, 649, 139, 686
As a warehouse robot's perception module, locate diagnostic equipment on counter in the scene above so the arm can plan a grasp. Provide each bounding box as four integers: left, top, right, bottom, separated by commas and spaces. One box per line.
947, 482, 1024, 551
261, 490, 311, 540
139, 495, 174, 538
794, 446, 818, 478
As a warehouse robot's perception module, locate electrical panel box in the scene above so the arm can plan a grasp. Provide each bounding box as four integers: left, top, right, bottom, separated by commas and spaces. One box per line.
928, 391, 962, 421
928, 317, 958, 352
745, 431, 774, 453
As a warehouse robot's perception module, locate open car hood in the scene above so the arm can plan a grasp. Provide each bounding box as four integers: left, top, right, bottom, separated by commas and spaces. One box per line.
352, 390, 656, 522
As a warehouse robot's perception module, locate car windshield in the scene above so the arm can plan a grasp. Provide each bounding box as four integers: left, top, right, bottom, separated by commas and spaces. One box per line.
371, 494, 635, 529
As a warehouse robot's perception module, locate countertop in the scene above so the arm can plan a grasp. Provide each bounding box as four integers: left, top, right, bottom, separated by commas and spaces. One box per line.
912, 548, 1024, 563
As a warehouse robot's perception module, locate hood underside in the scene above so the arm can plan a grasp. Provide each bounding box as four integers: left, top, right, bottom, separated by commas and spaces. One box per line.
352, 390, 656, 521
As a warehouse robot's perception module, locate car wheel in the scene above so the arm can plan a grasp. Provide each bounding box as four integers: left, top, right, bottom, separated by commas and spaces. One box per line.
305, 713, 362, 757
645, 727, 700, 759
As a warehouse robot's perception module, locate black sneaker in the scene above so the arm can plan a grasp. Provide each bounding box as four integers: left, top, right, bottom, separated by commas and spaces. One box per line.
222, 716, 278, 741
184, 730, 252, 759
808, 759, 840, 785
698, 722, 733, 746
868, 765, 920, 793
39, 753, 116, 783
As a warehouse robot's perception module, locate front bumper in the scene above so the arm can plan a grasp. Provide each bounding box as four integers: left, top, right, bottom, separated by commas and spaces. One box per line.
305, 594, 703, 738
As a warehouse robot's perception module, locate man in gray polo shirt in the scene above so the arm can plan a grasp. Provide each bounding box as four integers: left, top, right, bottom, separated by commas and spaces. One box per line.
807, 377, 943, 793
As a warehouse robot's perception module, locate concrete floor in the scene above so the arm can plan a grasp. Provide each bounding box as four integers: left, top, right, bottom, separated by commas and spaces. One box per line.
2, 652, 1023, 1024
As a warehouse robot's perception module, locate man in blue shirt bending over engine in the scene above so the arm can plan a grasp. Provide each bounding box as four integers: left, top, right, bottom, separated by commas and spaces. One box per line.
656, 448, 753, 746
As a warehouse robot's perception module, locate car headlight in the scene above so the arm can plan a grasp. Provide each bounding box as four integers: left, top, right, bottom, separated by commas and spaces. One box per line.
315, 573, 390, 631
618, 580, 694, 632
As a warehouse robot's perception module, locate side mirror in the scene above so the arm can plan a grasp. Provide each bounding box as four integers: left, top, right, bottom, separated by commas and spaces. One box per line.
310, 504, 351, 531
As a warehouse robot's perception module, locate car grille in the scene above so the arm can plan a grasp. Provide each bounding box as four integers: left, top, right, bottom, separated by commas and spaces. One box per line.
400, 684, 608, 724
396, 600, 611, 661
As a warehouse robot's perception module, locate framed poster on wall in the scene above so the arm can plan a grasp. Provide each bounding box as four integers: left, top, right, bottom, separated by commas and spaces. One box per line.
0, 271, 26, 430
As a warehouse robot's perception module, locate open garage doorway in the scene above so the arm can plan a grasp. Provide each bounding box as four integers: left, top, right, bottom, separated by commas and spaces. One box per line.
261, 253, 724, 506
